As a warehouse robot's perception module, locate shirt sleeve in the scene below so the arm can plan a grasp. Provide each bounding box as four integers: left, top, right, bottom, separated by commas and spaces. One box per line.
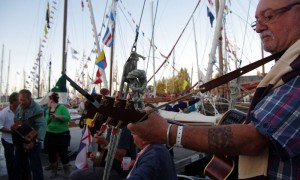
250, 76, 300, 160
0, 110, 5, 129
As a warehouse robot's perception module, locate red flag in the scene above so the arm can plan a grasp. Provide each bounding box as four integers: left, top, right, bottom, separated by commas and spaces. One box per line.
93, 69, 102, 84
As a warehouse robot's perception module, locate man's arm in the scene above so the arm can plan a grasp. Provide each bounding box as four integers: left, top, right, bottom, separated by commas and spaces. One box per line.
0, 127, 11, 133
128, 111, 269, 156
0, 111, 11, 133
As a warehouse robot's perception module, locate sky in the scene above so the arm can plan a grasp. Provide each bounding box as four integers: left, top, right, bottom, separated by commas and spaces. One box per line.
0, 0, 264, 98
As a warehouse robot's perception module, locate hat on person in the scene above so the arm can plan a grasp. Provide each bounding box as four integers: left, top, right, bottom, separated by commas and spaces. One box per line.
49, 92, 59, 103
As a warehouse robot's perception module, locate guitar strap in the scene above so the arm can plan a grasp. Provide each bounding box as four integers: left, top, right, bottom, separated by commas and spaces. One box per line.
146, 51, 284, 117
238, 39, 300, 179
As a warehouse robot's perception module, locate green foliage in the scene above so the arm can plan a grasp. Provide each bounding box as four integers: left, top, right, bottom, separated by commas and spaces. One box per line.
155, 68, 191, 95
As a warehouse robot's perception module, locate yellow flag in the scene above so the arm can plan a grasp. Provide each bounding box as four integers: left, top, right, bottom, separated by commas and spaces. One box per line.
183, 80, 188, 89
85, 118, 93, 126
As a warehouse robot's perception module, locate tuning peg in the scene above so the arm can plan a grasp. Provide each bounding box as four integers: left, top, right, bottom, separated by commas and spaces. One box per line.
111, 121, 123, 135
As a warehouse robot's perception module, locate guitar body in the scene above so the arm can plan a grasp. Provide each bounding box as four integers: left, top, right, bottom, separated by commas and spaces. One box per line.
93, 148, 108, 167
204, 109, 246, 180
205, 155, 238, 180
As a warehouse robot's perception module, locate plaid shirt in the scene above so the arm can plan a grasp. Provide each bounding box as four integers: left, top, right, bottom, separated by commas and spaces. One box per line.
250, 76, 300, 179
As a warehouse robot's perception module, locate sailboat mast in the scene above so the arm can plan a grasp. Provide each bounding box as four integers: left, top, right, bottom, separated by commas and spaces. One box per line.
87, 0, 108, 89
216, 0, 225, 98
205, 0, 225, 82
37, 41, 42, 97
5, 50, 11, 96
216, 0, 223, 76
61, 0, 68, 74
109, 17, 116, 95
0, 44, 4, 98
172, 50, 175, 93
192, 16, 201, 85
48, 60, 52, 92
151, 0, 157, 97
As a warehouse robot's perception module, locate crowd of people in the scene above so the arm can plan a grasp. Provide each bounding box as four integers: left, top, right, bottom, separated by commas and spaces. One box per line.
1, 0, 300, 179
0, 90, 71, 180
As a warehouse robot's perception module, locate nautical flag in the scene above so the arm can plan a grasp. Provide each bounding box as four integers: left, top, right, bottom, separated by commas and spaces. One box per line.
70, 47, 79, 54
95, 50, 107, 69
93, 68, 102, 84
71, 47, 79, 60
102, 27, 113, 47
207, 6, 215, 27
183, 80, 188, 90
208, 0, 213, 6
75, 126, 92, 169
81, 0, 84, 11
46, 1, 50, 28
92, 87, 96, 94
72, 54, 79, 60
44, 24, 48, 35
109, 9, 116, 23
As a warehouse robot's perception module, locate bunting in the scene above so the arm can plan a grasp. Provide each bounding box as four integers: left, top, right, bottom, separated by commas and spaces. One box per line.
102, 27, 113, 47
46, 1, 51, 28
70, 47, 79, 54
81, 0, 84, 11
70, 47, 79, 60
93, 68, 102, 84
109, 9, 116, 23
95, 50, 107, 69
44, 24, 48, 35
207, 6, 215, 27
92, 87, 96, 94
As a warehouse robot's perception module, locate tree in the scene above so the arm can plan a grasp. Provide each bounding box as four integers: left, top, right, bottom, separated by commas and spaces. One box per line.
155, 68, 191, 96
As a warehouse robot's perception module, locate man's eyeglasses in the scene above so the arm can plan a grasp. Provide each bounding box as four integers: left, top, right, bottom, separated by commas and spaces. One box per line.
251, 2, 300, 30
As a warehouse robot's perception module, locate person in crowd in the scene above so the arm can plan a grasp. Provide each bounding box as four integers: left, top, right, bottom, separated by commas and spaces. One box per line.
128, 0, 300, 179
13, 89, 46, 180
44, 92, 71, 178
69, 126, 136, 180
0, 92, 19, 180
78, 98, 86, 129
126, 133, 177, 180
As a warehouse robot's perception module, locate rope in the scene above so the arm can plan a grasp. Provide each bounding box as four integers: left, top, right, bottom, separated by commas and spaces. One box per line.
130, 0, 147, 53
147, 0, 202, 83
145, 0, 160, 74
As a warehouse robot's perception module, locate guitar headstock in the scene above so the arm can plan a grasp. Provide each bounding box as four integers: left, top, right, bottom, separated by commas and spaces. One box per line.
85, 90, 147, 128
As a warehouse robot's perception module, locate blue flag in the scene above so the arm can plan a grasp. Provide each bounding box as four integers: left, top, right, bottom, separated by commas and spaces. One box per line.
207, 6, 215, 27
